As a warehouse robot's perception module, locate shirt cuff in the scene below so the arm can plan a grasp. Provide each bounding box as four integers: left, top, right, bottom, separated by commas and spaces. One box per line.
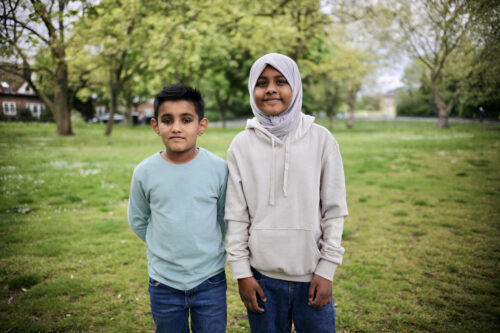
314, 259, 338, 281
229, 260, 253, 280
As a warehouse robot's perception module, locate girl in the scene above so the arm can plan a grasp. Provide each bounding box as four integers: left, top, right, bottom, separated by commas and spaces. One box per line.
225, 53, 348, 333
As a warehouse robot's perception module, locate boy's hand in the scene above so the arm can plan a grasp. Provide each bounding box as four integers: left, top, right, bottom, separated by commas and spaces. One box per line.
237, 277, 267, 313
308, 274, 332, 308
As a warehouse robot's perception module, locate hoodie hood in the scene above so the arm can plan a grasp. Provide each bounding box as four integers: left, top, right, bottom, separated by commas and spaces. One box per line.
249, 53, 303, 139
245, 114, 315, 205
246, 113, 315, 144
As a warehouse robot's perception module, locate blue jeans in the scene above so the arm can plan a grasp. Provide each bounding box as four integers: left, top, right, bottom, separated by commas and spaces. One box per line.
148, 271, 227, 333
247, 268, 335, 333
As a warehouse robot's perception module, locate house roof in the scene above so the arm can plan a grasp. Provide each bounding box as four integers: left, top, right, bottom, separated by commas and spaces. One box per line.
0, 64, 28, 93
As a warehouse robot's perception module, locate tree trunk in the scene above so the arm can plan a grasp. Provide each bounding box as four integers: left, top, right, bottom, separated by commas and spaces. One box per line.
328, 113, 334, 130
346, 93, 356, 128
215, 91, 227, 128
52, 48, 73, 135
220, 106, 227, 128
105, 69, 118, 136
326, 105, 334, 130
124, 93, 134, 126
432, 80, 451, 129
437, 110, 449, 128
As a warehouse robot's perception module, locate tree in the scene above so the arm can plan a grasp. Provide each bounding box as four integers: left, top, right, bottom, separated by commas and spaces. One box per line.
0, 0, 88, 135
458, 0, 500, 119
193, 0, 297, 127
76, 0, 154, 135
386, 0, 490, 128
302, 23, 373, 129
396, 59, 435, 117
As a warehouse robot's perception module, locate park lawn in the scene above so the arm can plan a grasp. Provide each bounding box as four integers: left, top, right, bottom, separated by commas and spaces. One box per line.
0, 118, 499, 332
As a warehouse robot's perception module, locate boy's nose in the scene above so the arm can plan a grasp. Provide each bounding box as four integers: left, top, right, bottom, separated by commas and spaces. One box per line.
172, 120, 182, 132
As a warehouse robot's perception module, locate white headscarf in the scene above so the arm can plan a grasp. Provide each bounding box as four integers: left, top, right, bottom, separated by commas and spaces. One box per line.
248, 53, 302, 139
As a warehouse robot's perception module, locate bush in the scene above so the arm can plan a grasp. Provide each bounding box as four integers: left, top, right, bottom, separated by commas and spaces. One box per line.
397, 93, 435, 117
40, 109, 54, 122
18, 109, 35, 122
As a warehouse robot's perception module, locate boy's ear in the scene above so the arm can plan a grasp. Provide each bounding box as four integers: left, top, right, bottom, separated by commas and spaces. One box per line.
197, 118, 208, 136
151, 118, 160, 135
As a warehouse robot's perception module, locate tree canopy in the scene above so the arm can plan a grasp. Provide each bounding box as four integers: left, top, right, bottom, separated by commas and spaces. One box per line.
3, 0, 498, 134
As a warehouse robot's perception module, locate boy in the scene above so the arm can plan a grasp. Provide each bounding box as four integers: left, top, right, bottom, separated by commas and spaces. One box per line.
128, 84, 228, 333
225, 53, 348, 332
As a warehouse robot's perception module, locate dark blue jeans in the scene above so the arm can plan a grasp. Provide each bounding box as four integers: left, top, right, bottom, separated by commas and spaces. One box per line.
247, 268, 336, 333
148, 271, 227, 333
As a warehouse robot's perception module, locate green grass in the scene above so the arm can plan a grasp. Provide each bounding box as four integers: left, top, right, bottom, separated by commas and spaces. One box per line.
1, 119, 499, 332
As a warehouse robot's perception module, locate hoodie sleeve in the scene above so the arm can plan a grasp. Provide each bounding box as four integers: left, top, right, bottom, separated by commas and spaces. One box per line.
127, 169, 150, 242
315, 140, 348, 281
225, 145, 253, 280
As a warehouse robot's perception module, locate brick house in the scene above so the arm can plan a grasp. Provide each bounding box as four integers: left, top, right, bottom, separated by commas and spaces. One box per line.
0, 68, 47, 119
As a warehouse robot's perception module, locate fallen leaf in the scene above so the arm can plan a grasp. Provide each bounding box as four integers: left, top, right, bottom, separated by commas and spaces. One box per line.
8, 296, 14, 304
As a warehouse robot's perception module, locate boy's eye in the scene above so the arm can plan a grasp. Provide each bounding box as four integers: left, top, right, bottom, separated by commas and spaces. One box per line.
182, 118, 192, 124
163, 118, 172, 124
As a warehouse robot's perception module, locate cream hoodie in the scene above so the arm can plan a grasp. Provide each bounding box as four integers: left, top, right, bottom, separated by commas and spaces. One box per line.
225, 114, 348, 282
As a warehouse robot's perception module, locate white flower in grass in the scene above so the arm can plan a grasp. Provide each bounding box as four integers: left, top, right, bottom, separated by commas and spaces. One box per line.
79, 169, 101, 177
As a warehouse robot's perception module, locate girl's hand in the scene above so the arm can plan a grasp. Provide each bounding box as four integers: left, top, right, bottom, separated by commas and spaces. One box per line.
237, 277, 267, 313
308, 274, 332, 308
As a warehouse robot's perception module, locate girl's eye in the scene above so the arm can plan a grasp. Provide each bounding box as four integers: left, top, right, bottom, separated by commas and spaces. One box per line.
277, 79, 288, 86
256, 81, 267, 87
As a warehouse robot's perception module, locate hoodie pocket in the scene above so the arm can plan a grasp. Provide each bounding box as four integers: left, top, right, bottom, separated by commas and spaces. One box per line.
248, 229, 321, 276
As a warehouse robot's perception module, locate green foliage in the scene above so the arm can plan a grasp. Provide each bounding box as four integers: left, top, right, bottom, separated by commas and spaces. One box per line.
68, 0, 376, 125
356, 94, 381, 111
396, 89, 435, 117
1, 120, 499, 332
18, 109, 35, 122
381, 0, 500, 125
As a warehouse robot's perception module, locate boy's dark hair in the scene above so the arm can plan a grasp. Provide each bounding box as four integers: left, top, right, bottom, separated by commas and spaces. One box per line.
153, 84, 205, 120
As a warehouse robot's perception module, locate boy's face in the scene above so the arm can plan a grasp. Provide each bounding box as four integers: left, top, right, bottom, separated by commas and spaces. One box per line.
253, 65, 292, 116
151, 100, 207, 162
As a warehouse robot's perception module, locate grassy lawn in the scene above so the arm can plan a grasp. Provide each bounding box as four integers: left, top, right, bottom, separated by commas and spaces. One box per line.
1, 118, 499, 332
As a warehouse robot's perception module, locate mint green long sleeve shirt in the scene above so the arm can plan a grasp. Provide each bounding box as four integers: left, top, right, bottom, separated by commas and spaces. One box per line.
128, 148, 228, 290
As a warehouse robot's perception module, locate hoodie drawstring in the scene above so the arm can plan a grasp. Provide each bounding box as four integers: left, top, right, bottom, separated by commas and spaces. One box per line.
269, 137, 290, 205
269, 137, 276, 205
283, 138, 290, 197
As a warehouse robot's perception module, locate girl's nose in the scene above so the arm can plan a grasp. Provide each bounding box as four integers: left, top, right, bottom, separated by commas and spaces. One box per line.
266, 82, 277, 94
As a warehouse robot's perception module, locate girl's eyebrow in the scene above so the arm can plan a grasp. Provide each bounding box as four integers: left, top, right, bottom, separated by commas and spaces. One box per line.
257, 74, 286, 80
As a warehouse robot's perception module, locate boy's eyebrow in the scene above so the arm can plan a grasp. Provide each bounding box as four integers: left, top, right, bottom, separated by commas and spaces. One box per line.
160, 112, 196, 118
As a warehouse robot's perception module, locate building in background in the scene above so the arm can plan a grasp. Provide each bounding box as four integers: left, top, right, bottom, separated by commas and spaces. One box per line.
0, 68, 47, 119
380, 91, 397, 117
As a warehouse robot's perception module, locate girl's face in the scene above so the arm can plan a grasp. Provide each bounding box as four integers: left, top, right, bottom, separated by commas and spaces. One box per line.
253, 65, 292, 116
